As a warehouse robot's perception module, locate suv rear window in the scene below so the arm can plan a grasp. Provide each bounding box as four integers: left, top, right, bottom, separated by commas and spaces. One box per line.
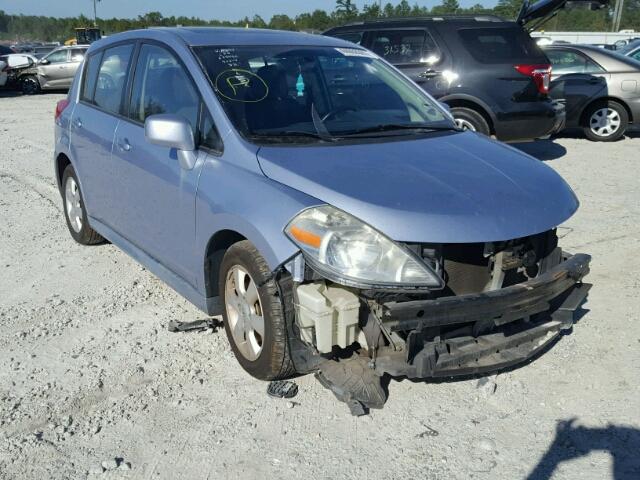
458, 28, 545, 64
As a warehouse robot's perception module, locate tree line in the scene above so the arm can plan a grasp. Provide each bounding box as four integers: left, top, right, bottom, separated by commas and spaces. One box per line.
1, 0, 639, 43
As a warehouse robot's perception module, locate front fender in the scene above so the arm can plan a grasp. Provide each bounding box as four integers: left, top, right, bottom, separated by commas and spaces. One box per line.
195, 155, 320, 294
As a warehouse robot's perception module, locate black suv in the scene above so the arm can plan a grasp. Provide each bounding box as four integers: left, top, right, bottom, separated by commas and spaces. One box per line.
324, 0, 608, 141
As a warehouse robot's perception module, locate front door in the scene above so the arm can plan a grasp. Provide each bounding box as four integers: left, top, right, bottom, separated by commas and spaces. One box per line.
38, 48, 71, 88
109, 43, 203, 285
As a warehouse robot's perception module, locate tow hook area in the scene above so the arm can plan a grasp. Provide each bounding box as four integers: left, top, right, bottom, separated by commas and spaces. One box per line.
315, 354, 387, 416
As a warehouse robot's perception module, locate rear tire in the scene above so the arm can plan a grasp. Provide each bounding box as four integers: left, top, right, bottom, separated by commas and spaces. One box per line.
219, 240, 295, 380
20, 75, 41, 95
61, 164, 105, 245
450, 107, 491, 136
582, 100, 628, 142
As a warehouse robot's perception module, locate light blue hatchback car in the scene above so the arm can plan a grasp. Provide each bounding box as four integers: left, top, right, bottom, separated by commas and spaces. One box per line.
54, 27, 591, 413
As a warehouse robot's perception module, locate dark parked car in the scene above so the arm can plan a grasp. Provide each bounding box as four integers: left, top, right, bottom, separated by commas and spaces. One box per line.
0, 45, 14, 55
618, 39, 640, 62
544, 44, 640, 141
324, 0, 608, 141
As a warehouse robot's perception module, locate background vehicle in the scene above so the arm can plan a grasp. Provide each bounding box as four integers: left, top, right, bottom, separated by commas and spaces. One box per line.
65, 27, 103, 46
55, 27, 590, 412
324, 14, 563, 141
618, 39, 640, 61
18, 45, 88, 94
0, 53, 38, 89
544, 44, 640, 141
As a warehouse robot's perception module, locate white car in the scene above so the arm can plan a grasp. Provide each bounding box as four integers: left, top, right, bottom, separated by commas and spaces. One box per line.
1, 53, 37, 68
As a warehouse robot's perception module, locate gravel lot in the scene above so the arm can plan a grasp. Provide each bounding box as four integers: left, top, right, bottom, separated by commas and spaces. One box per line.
1, 91, 639, 480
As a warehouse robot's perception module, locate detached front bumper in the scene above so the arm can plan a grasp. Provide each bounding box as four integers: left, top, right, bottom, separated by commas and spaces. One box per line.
374, 253, 591, 378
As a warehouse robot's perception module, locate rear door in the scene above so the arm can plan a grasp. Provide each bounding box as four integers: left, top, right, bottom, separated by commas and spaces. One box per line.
545, 48, 609, 122
70, 43, 135, 223
364, 27, 452, 98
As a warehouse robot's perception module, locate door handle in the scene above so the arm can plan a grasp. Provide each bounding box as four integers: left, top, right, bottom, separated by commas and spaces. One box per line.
73, 118, 82, 129
418, 69, 442, 79
117, 138, 131, 152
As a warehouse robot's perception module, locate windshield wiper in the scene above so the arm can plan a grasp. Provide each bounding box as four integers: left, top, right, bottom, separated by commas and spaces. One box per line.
339, 123, 460, 137
249, 130, 337, 142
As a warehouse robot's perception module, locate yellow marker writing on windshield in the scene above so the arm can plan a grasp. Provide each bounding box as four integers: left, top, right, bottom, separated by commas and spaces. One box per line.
226, 74, 251, 95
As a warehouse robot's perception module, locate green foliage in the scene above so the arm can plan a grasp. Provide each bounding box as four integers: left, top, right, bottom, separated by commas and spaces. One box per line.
0, 0, 639, 43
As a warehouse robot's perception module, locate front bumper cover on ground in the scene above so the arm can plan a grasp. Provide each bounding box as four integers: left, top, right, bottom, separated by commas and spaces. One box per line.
374, 253, 591, 379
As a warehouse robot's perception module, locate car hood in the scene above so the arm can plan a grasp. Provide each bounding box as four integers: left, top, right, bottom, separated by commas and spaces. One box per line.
256, 132, 579, 243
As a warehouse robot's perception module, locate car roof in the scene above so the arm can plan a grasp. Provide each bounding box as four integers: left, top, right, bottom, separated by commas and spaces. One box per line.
325, 15, 512, 30
90, 27, 353, 50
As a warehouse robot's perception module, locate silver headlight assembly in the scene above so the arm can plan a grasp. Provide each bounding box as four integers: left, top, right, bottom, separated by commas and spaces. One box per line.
284, 205, 443, 290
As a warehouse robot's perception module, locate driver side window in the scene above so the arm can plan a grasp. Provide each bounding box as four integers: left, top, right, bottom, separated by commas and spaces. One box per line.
44, 49, 68, 64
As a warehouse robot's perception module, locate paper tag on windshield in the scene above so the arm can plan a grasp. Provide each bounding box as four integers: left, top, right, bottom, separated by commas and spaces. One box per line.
335, 47, 376, 58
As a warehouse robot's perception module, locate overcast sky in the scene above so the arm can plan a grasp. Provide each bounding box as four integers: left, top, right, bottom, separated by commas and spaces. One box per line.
0, 0, 499, 22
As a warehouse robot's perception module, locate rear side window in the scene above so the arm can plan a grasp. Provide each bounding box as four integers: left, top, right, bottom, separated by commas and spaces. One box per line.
369, 29, 440, 64
93, 44, 134, 115
546, 49, 604, 74
332, 32, 364, 45
80, 52, 102, 103
70, 48, 86, 62
129, 44, 200, 130
458, 28, 546, 64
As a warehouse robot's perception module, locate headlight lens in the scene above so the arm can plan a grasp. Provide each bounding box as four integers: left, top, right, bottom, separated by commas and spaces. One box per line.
284, 205, 442, 289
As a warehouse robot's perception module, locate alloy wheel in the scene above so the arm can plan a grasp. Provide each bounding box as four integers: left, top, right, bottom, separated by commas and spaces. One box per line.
64, 176, 83, 233
224, 265, 265, 361
589, 108, 621, 137
454, 117, 477, 131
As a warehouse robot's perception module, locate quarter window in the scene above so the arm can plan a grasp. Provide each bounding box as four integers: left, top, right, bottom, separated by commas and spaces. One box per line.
369, 30, 440, 64
546, 50, 604, 74
80, 51, 103, 103
93, 44, 134, 115
129, 44, 200, 130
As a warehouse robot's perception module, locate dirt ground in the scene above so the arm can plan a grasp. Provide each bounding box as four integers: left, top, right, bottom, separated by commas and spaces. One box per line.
0, 91, 639, 480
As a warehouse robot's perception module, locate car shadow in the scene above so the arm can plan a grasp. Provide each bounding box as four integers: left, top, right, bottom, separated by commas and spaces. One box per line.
0, 89, 23, 98
526, 418, 640, 480
511, 139, 568, 161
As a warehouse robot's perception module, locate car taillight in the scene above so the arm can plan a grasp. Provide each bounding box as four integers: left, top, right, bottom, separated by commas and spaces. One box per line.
55, 99, 70, 120
514, 64, 552, 95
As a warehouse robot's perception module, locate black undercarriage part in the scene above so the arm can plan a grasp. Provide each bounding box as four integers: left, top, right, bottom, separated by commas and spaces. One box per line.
167, 318, 223, 333
315, 354, 387, 416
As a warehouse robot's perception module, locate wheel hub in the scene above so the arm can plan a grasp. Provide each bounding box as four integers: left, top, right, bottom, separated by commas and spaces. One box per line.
64, 177, 83, 233
454, 117, 476, 131
589, 107, 620, 137
224, 265, 265, 361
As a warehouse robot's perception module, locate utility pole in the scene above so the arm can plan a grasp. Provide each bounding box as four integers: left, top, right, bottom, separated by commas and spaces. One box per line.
93, 0, 100, 27
612, 0, 624, 33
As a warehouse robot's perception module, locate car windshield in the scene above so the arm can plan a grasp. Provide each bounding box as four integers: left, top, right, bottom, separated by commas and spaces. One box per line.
193, 45, 454, 143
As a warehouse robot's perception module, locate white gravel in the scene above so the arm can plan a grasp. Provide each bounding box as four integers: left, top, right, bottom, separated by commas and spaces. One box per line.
1, 92, 639, 479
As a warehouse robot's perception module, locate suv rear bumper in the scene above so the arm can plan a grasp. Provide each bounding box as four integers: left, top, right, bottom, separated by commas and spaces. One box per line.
373, 253, 591, 378
494, 100, 565, 142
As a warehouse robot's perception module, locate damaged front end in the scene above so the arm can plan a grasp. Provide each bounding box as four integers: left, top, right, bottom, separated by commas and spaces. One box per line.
278, 218, 591, 415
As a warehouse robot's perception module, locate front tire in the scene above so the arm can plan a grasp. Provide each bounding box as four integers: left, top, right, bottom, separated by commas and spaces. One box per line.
582, 100, 628, 142
219, 241, 295, 380
21, 75, 41, 95
450, 107, 491, 136
61, 164, 105, 245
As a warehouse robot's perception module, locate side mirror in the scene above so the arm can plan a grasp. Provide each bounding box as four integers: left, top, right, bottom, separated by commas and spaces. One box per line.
39, 58, 49, 65
439, 101, 451, 113
145, 114, 197, 170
